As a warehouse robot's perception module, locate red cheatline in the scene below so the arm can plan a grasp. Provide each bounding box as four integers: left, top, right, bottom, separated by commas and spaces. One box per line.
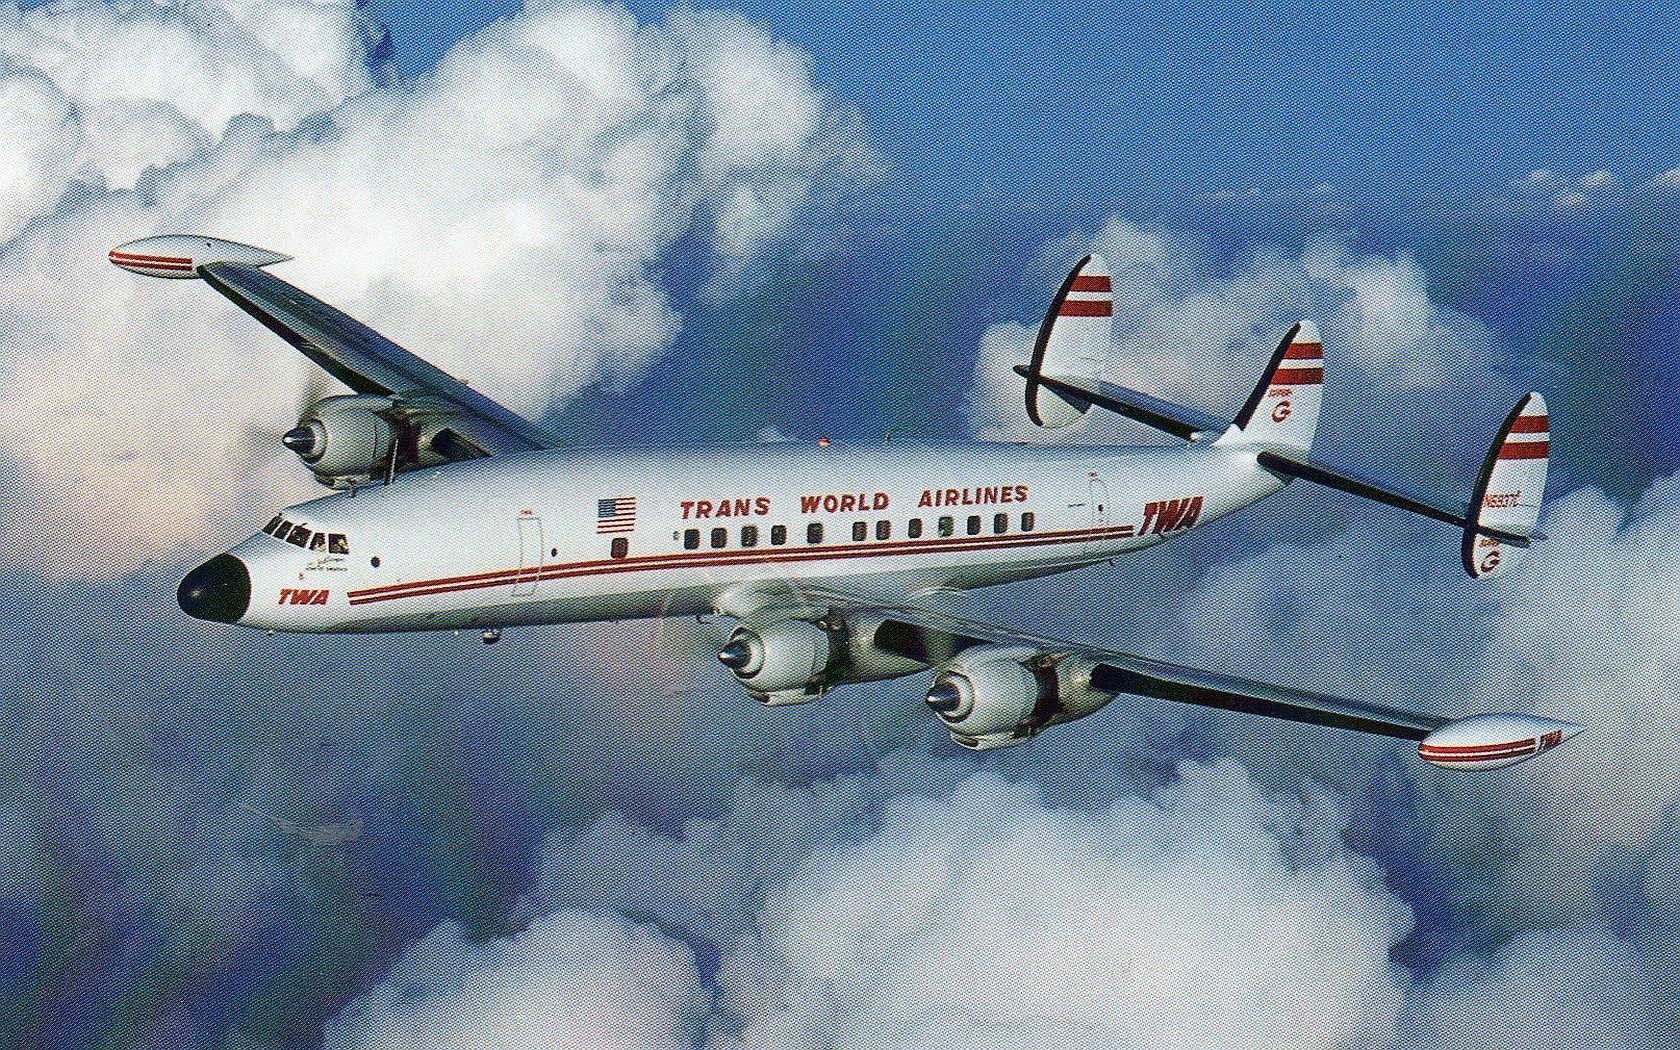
1509, 416, 1549, 433
1420, 737, 1538, 755
1282, 342, 1323, 361
1499, 441, 1549, 460
1070, 275, 1112, 292
110, 251, 192, 265
1421, 743, 1537, 762
1271, 366, 1323, 385
1059, 300, 1113, 317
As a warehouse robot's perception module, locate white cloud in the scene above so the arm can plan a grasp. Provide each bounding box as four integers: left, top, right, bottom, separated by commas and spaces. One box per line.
1646, 168, 1680, 189
0, 0, 387, 239
715, 763, 1410, 1050
534, 760, 1413, 1050
1579, 169, 1617, 189
322, 910, 706, 1050
0, 0, 871, 574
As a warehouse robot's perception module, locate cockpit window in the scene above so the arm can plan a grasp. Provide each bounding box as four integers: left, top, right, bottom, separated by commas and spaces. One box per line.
273, 521, 294, 542
310, 531, 328, 552
263, 516, 283, 535
288, 526, 312, 548
329, 533, 349, 554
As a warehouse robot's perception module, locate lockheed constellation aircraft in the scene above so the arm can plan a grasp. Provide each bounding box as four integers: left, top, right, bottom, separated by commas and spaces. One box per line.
115, 235, 1579, 767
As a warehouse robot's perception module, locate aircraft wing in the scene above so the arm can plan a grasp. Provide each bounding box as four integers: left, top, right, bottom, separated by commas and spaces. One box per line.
852, 601, 1452, 739
781, 591, 1580, 766
111, 235, 560, 458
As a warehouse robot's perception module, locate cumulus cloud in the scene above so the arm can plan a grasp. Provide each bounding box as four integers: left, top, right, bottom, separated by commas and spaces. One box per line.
526, 760, 1414, 1050
0, 0, 388, 237
322, 910, 706, 1050
0, 0, 871, 574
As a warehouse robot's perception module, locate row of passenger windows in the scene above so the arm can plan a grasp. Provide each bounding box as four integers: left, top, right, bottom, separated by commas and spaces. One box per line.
680, 512, 1036, 551
263, 515, 350, 554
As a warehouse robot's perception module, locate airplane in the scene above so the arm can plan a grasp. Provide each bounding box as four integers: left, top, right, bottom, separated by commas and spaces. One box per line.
114, 234, 1581, 769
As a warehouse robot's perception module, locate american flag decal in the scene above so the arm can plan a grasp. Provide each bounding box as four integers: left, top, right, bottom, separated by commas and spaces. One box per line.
596, 496, 637, 534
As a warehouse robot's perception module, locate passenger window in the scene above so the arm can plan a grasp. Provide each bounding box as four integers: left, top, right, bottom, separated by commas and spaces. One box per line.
1020, 512, 1035, 532
289, 526, 312, 548
806, 522, 824, 544
993, 512, 1008, 535
876, 520, 891, 540
908, 518, 923, 539
310, 531, 328, 551
263, 515, 283, 535
851, 521, 867, 542
741, 525, 759, 548
938, 516, 954, 537
273, 521, 294, 542
966, 515, 981, 536
683, 529, 700, 550
771, 524, 787, 545
329, 533, 350, 554
610, 537, 629, 559
710, 527, 727, 549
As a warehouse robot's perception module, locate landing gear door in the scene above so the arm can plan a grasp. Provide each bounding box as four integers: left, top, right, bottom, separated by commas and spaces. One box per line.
514, 515, 543, 596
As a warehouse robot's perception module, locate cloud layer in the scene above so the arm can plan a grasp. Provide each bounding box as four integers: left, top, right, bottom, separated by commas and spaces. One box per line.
0, 0, 870, 573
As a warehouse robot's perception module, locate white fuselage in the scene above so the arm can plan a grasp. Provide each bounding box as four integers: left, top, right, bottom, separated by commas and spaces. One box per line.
222, 439, 1284, 633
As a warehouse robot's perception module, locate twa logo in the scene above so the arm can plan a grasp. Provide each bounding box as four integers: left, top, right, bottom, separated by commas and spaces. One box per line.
1140, 495, 1204, 535
279, 588, 329, 606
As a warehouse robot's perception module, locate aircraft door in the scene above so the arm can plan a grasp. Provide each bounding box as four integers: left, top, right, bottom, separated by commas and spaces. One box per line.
514, 515, 544, 596
1088, 474, 1110, 528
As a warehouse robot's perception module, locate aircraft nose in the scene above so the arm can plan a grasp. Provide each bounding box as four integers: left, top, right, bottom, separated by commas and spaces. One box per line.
178, 554, 251, 623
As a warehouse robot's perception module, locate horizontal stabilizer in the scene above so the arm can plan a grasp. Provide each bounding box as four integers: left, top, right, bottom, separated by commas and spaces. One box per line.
1256, 450, 1538, 547
1009, 367, 1229, 441
109, 235, 290, 279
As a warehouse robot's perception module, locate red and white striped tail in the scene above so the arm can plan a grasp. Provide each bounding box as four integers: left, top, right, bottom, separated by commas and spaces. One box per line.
1220, 320, 1323, 453
1463, 392, 1548, 579
1025, 255, 1112, 428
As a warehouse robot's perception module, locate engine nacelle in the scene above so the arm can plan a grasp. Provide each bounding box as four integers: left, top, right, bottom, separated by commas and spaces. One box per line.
925, 646, 1117, 749
284, 395, 395, 488
718, 612, 930, 706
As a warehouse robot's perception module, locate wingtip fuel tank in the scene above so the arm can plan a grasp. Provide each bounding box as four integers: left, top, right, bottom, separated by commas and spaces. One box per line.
109, 235, 290, 279
1419, 712, 1583, 770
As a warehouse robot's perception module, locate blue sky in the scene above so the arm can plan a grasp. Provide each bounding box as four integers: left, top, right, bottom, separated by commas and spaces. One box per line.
379, 0, 1680, 204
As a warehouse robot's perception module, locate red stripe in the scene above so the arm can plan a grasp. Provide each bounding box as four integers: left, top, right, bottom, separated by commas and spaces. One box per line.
110, 251, 193, 265
1421, 745, 1537, 763
1070, 275, 1112, 292
347, 524, 1128, 606
1271, 366, 1323, 385
113, 260, 194, 271
1059, 300, 1113, 317
1508, 416, 1548, 434
1499, 441, 1548, 460
1281, 342, 1323, 361
1420, 738, 1537, 755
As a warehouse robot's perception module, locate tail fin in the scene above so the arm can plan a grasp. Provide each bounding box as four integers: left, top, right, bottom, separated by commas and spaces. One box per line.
1463, 393, 1548, 578
1024, 255, 1111, 428
1219, 321, 1323, 453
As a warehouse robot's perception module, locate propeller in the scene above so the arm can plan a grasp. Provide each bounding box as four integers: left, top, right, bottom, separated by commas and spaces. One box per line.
235, 364, 335, 473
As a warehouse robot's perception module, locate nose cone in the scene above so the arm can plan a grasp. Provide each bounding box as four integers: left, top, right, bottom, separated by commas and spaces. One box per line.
178, 554, 251, 623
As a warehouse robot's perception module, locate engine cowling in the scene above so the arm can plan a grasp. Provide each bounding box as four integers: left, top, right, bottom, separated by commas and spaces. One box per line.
718, 612, 930, 706
283, 395, 395, 487
925, 646, 1117, 749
